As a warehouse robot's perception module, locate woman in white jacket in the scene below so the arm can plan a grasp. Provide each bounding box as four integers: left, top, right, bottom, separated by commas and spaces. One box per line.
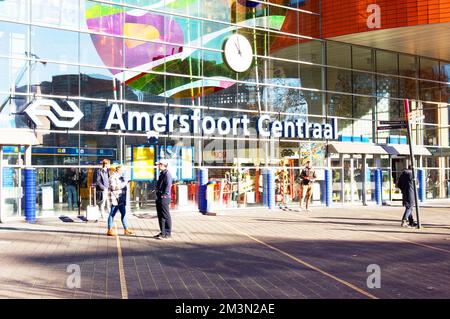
107, 165, 134, 236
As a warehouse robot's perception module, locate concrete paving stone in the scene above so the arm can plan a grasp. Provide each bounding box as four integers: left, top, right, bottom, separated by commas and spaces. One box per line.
1, 204, 450, 298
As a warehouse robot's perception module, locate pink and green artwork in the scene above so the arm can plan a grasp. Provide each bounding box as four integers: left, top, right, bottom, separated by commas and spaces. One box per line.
85, 1, 287, 98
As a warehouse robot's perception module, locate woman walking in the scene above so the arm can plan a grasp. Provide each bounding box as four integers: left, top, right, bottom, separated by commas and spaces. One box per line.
107, 165, 134, 236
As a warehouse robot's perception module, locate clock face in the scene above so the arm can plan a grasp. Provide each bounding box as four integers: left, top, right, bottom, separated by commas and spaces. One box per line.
223, 34, 253, 73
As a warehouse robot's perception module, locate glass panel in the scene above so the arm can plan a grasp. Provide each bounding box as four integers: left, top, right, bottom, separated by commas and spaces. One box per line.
202, 83, 239, 109
327, 42, 351, 68
0, 0, 29, 23
352, 46, 372, 72
327, 67, 352, 93
399, 77, 417, 100
399, 54, 416, 77
300, 63, 322, 90
423, 125, 439, 146
30, 62, 79, 96
83, 1, 124, 35
31, 26, 79, 64
298, 12, 320, 37
381, 169, 392, 202
207, 167, 263, 209
353, 71, 374, 95
0, 22, 29, 58
0, 57, 29, 94
419, 80, 441, 102
31, 0, 79, 29
327, 93, 352, 118
422, 102, 438, 124
331, 167, 342, 203
377, 74, 398, 98
298, 40, 322, 64
80, 66, 118, 99
376, 50, 398, 75
425, 168, 440, 199
1, 166, 23, 217
420, 57, 440, 81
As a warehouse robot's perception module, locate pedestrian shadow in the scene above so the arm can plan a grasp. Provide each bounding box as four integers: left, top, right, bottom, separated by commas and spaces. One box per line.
255, 218, 399, 228
278, 206, 300, 213
333, 227, 450, 236
59, 216, 74, 223
0, 226, 102, 238
132, 213, 157, 220
316, 217, 399, 223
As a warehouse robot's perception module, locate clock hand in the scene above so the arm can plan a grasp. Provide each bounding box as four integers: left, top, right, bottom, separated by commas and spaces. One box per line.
234, 42, 241, 55
236, 37, 242, 54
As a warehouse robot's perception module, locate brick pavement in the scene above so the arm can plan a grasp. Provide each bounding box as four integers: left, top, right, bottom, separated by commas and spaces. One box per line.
0, 203, 449, 299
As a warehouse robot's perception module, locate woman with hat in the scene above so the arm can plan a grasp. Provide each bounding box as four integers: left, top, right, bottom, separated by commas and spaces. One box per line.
107, 164, 134, 236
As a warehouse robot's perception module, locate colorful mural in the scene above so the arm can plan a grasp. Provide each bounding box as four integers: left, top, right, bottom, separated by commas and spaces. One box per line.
85, 0, 288, 98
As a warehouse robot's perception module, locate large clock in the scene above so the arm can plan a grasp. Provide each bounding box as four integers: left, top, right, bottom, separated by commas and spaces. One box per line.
223, 34, 254, 73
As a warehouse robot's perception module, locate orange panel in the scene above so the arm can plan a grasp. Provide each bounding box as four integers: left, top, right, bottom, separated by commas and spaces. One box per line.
322, 0, 450, 39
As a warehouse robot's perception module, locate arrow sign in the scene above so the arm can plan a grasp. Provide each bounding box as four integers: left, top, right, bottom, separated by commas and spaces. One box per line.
377, 124, 408, 130
25, 99, 84, 128
379, 120, 407, 125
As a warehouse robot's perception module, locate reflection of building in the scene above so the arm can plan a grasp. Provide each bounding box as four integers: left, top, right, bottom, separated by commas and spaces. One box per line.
1, 1, 450, 219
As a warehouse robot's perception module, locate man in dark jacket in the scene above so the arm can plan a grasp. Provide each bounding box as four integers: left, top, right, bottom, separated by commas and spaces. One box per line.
396, 166, 417, 228
153, 159, 173, 239
64, 168, 78, 210
96, 159, 110, 220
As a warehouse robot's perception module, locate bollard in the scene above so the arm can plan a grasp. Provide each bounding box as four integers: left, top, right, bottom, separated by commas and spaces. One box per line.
262, 170, 268, 206
267, 169, 275, 209
418, 169, 425, 203
375, 168, 382, 206
24, 168, 37, 223
325, 169, 332, 207
198, 168, 208, 214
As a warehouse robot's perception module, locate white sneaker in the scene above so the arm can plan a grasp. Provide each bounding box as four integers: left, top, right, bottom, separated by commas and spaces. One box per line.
305, 209, 312, 213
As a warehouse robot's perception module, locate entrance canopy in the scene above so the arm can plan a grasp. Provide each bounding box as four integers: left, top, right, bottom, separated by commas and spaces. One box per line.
327, 142, 388, 155
382, 144, 431, 156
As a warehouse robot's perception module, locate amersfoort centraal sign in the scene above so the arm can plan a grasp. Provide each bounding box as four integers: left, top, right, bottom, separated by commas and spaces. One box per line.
25, 100, 338, 140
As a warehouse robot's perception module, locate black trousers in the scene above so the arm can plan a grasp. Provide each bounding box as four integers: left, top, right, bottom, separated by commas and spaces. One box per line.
156, 197, 172, 235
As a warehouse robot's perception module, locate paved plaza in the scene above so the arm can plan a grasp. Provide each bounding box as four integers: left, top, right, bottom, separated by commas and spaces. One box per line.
0, 202, 449, 299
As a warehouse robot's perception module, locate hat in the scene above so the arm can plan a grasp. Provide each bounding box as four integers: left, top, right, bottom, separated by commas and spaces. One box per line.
157, 159, 169, 166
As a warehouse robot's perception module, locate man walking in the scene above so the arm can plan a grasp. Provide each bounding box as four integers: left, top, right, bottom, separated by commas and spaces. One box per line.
297, 160, 317, 212
64, 168, 78, 210
153, 159, 173, 239
96, 159, 110, 220
397, 165, 417, 228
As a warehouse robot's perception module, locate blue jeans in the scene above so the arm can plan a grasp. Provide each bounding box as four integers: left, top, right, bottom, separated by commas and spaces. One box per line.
402, 206, 414, 224
108, 204, 128, 230
66, 185, 78, 209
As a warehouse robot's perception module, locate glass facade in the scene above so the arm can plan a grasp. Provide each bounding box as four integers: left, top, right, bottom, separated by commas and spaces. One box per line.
0, 0, 449, 218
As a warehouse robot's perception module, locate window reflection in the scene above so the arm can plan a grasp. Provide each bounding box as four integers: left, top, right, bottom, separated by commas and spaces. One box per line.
31, 26, 79, 64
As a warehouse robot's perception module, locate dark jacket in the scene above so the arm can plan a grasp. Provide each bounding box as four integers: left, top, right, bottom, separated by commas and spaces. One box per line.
96, 168, 110, 192
297, 167, 317, 185
397, 169, 415, 208
63, 170, 78, 187
156, 170, 173, 199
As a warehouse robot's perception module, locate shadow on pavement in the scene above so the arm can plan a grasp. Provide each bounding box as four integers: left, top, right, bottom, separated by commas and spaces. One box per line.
59, 216, 75, 223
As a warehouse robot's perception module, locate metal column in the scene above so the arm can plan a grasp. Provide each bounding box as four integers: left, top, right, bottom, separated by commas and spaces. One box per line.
362, 154, 367, 206
350, 156, 355, 203
25, 145, 32, 166
339, 154, 344, 204
325, 169, 332, 207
